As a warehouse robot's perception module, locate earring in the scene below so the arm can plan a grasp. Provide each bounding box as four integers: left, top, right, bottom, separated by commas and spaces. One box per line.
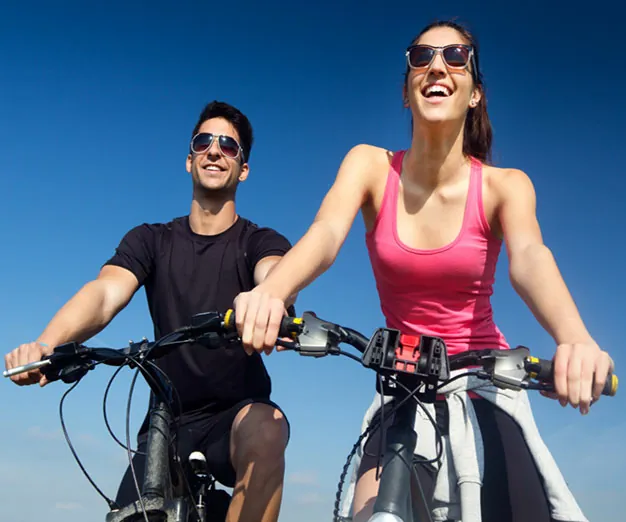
470, 100, 477, 107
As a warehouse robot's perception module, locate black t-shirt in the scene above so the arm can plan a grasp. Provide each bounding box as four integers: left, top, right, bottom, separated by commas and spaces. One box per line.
104, 215, 291, 416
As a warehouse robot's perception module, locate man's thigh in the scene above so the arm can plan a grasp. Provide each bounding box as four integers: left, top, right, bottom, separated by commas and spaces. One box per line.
114, 399, 289, 506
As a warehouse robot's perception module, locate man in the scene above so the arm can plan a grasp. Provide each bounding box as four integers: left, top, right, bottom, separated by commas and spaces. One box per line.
5, 101, 294, 522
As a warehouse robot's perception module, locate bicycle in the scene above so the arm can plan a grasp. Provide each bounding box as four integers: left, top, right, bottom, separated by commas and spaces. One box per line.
268, 310, 619, 522
3, 310, 302, 522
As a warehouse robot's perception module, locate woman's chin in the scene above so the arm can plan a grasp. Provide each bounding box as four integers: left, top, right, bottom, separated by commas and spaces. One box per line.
415, 108, 464, 128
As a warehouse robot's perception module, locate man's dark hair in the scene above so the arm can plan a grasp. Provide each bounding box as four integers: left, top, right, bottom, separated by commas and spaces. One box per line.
191, 101, 254, 162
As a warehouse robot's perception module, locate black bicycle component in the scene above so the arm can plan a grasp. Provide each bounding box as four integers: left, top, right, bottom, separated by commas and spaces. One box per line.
142, 401, 173, 500
362, 328, 399, 367
362, 330, 450, 403
50, 360, 92, 384
371, 397, 418, 519
105, 399, 189, 522
190, 311, 224, 335
37, 342, 92, 384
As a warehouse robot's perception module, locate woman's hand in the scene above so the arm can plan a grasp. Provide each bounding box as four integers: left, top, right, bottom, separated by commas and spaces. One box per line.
543, 341, 614, 415
233, 288, 287, 356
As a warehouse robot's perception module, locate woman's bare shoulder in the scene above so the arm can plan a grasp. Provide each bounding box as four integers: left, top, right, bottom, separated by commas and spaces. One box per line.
482, 163, 535, 200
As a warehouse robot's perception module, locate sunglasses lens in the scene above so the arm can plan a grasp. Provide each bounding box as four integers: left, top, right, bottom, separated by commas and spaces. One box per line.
408, 46, 434, 68
191, 133, 213, 153
443, 45, 470, 67
219, 136, 240, 158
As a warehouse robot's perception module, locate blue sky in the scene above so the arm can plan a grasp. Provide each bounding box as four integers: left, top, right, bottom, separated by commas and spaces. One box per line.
1, 1, 625, 521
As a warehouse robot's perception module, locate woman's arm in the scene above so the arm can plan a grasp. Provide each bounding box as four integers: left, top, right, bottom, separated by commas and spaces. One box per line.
234, 144, 379, 354
496, 169, 613, 415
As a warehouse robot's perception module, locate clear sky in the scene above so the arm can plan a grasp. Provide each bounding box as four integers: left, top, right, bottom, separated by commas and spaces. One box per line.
1, 1, 624, 521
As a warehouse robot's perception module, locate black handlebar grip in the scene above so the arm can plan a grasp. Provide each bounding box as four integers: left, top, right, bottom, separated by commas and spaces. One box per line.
223, 309, 304, 339
526, 356, 618, 397
38, 355, 59, 382
525, 356, 553, 381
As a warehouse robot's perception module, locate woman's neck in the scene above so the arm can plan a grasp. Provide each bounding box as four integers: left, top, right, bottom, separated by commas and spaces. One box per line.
404, 118, 469, 187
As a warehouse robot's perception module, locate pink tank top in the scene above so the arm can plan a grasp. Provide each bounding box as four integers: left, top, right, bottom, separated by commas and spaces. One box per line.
365, 151, 509, 355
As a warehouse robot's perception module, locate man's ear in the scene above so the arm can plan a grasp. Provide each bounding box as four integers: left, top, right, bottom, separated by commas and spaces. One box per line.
238, 162, 249, 182
186, 153, 193, 173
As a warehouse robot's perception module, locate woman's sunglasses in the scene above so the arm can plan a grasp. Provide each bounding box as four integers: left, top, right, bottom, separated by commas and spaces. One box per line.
406, 44, 476, 79
190, 133, 243, 160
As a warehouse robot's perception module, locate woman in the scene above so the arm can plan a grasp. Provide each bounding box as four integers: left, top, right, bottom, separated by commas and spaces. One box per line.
233, 20, 613, 522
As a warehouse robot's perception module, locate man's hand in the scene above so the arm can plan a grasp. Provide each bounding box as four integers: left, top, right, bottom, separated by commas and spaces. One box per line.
5, 341, 53, 387
233, 289, 287, 356
542, 341, 614, 415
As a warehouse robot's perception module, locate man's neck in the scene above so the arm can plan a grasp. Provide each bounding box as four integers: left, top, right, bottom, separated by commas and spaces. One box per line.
188, 194, 238, 236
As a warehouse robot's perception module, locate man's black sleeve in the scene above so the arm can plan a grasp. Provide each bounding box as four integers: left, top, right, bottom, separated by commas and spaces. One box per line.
246, 227, 296, 316
103, 224, 156, 286
246, 226, 292, 267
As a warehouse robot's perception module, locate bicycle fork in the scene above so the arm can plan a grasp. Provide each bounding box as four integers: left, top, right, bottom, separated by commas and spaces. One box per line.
106, 400, 190, 522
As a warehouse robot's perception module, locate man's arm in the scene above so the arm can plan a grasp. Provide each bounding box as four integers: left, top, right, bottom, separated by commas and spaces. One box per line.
38, 266, 140, 347
5, 265, 139, 386
5, 223, 155, 387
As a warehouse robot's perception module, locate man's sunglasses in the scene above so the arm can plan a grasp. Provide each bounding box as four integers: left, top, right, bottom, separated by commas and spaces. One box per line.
406, 44, 476, 79
190, 133, 243, 160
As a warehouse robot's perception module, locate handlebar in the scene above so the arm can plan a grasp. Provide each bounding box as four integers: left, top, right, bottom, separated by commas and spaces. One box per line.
281, 311, 618, 398
4, 309, 617, 398
3, 310, 304, 383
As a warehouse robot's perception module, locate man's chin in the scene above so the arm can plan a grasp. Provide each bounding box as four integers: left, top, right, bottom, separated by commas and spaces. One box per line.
195, 182, 237, 198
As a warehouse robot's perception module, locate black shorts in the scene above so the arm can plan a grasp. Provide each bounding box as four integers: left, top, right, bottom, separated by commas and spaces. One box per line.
363, 398, 560, 522
115, 398, 289, 507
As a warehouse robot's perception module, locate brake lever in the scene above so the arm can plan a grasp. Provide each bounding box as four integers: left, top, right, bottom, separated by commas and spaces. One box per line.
292, 311, 341, 357
48, 363, 93, 384
484, 346, 532, 391
40, 343, 94, 384
276, 338, 299, 351
526, 380, 554, 392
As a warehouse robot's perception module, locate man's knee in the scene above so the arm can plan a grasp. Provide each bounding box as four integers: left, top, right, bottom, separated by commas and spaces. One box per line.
230, 402, 289, 464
